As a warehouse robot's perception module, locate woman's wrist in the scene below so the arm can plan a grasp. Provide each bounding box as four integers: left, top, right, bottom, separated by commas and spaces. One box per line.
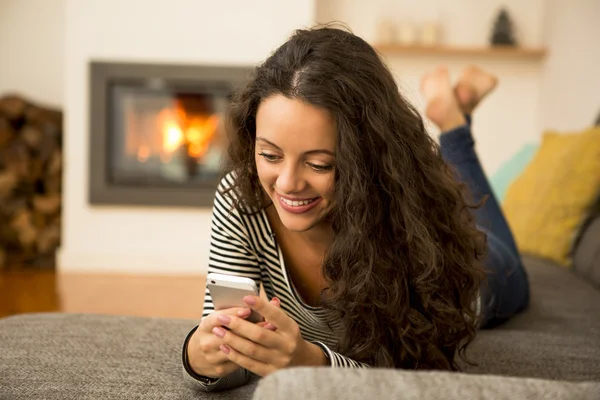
303, 341, 329, 366
185, 327, 219, 379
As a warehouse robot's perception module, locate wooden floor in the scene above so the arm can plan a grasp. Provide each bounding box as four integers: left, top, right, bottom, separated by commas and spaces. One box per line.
0, 268, 206, 320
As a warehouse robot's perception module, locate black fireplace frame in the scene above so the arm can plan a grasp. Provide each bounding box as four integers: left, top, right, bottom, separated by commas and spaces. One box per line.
88, 61, 252, 208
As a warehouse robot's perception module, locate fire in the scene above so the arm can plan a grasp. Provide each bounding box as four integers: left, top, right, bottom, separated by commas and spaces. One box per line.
137, 145, 150, 162
156, 101, 219, 161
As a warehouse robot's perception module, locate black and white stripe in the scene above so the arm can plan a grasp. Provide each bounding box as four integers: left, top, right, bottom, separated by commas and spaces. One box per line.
184, 173, 368, 391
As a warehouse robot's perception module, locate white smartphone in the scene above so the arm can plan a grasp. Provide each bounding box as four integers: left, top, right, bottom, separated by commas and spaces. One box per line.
206, 273, 262, 323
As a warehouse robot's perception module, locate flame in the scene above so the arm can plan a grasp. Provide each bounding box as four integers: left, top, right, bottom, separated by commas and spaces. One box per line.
185, 114, 219, 158
137, 145, 150, 162
156, 101, 219, 161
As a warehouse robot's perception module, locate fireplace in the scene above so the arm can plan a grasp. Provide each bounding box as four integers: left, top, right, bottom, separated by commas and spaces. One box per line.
89, 62, 252, 207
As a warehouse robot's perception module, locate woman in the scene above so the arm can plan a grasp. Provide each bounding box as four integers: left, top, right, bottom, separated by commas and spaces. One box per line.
182, 27, 530, 391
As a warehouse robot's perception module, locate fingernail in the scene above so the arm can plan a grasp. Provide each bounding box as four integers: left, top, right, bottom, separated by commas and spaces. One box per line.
265, 323, 276, 330
217, 315, 231, 325
237, 308, 251, 317
272, 297, 280, 306
212, 327, 226, 338
243, 296, 256, 306
219, 344, 230, 354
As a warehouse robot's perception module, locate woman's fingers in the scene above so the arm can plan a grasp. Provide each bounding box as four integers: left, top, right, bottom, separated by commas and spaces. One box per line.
214, 327, 274, 363
243, 296, 291, 331
217, 314, 281, 348
200, 307, 251, 332
256, 321, 277, 331
220, 345, 276, 377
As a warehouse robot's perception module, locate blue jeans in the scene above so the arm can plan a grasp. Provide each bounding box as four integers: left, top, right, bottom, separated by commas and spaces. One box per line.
439, 117, 530, 327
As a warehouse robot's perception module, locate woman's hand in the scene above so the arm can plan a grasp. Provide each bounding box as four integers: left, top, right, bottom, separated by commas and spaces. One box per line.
187, 300, 279, 379
187, 308, 250, 379
212, 296, 328, 377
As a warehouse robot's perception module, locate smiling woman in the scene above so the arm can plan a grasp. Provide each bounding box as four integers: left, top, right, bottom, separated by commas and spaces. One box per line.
254, 95, 336, 232
182, 26, 530, 392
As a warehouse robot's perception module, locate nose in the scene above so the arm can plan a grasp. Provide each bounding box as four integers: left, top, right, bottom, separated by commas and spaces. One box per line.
276, 162, 306, 194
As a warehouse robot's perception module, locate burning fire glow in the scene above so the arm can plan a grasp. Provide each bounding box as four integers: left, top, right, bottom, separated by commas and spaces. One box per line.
135, 100, 219, 163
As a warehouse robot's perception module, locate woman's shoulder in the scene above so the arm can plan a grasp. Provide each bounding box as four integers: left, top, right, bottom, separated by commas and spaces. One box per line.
214, 171, 262, 217
213, 171, 242, 212
216, 171, 238, 198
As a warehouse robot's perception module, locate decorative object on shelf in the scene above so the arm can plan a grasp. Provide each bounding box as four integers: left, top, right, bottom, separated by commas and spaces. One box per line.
490, 8, 517, 46
377, 19, 396, 45
396, 22, 417, 45
420, 22, 441, 46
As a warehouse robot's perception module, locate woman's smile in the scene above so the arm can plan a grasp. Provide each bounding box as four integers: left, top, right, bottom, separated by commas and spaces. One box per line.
255, 95, 336, 232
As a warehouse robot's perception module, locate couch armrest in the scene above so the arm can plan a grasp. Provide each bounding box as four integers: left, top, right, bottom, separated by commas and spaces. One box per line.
252, 368, 599, 400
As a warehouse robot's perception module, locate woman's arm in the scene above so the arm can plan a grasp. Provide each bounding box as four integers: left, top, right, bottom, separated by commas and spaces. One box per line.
311, 342, 371, 368
182, 176, 261, 392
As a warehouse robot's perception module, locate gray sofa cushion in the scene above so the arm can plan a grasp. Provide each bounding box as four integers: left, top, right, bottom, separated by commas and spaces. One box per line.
0, 256, 598, 399
0, 313, 259, 399
573, 216, 600, 287
253, 368, 600, 400
461, 256, 600, 381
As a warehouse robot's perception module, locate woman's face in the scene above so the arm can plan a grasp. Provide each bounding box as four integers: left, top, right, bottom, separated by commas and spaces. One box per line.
255, 94, 336, 233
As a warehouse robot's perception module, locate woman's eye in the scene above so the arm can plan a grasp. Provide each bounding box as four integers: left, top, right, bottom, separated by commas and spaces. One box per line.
258, 152, 279, 162
308, 163, 333, 172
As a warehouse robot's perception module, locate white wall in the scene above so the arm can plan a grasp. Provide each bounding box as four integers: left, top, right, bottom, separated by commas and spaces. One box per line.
538, 0, 600, 132
58, 0, 315, 274
3, 0, 597, 275
317, 0, 547, 176
317, 0, 546, 47
0, 0, 65, 107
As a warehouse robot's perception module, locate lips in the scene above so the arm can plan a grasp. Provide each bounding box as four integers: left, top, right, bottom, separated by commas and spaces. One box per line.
276, 193, 322, 214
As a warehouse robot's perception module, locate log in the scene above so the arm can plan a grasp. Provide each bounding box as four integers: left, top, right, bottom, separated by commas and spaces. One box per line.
33, 194, 61, 215
0, 218, 18, 245
44, 175, 62, 194
0, 95, 27, 121
32, 211, 46, 229
0, 140, 30, 178
25, 104, 62, 129
38, 125, 60, 163
21, 124, 43, 150
47, 149, 62, 177
30, 158, 44, 183
0, 96, 62, 269
0, 117, 14, 148
0, 196, 27, 217
36, 222, 61, 255
0, 170, 18, 199
10, 210, 38, 248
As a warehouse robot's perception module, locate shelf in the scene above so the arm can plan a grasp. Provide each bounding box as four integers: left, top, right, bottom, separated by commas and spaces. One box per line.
374, 44, 547, 60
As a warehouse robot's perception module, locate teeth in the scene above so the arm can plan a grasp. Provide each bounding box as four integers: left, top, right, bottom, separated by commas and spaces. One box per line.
281, 197, 315, 207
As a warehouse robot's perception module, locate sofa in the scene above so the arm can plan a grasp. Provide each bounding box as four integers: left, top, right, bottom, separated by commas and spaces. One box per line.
1, 254, 599, 399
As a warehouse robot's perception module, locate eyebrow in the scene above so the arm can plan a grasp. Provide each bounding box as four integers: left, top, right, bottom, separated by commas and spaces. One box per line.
256, 137, 335, 156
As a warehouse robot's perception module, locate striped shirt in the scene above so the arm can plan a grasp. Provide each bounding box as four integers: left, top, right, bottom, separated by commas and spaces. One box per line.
182, 173, 368, 392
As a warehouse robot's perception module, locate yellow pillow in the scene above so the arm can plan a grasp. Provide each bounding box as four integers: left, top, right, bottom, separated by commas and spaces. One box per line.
503, 127, 600, 266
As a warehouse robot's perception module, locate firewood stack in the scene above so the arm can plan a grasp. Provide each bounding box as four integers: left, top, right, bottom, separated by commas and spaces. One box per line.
0, 95, 62, 269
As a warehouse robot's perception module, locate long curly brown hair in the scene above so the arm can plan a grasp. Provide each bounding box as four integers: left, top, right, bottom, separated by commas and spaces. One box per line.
223, 26, 487, 370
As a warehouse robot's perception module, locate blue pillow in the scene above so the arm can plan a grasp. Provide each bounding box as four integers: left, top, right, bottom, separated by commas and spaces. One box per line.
490, 143, 539, 203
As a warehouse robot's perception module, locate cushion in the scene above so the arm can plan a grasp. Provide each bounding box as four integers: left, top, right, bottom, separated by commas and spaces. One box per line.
490, 143, 538, 203
0, 314, 259, 399
573, 215, 600, 287
503, 127, 600, 266
0, 257, 598, 398
253, 368, 599, 400
462, 256, 600, 382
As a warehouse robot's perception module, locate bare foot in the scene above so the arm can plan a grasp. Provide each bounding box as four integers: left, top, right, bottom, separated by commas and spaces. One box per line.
454, 66, 498, 115
420, 66, 466, 132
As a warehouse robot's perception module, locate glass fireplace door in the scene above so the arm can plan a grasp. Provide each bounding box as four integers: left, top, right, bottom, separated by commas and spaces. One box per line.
108, 83, 229, 187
